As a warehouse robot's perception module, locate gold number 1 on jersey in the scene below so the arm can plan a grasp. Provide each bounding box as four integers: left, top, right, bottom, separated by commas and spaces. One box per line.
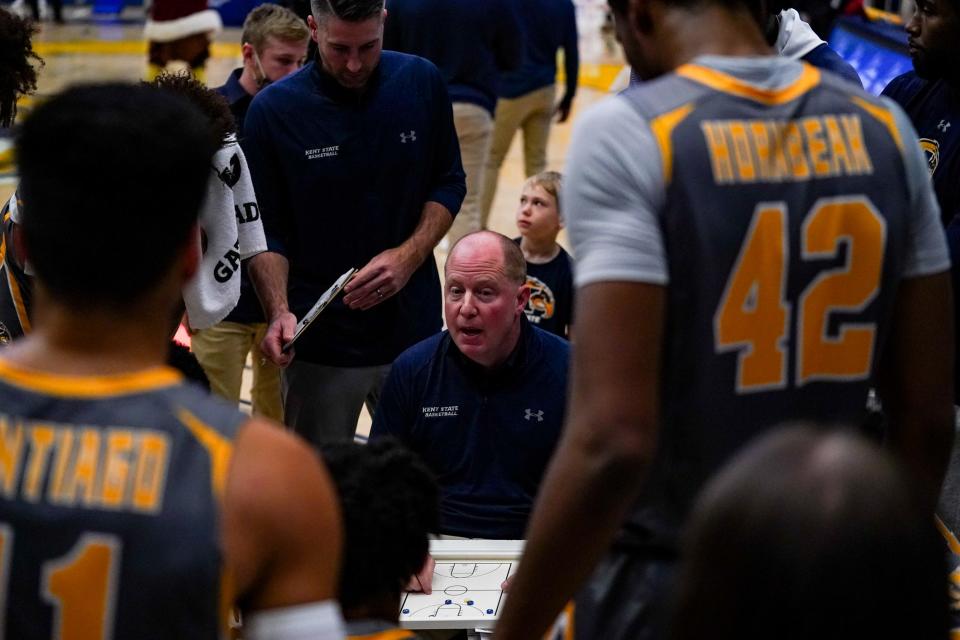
0, 525, 121, 640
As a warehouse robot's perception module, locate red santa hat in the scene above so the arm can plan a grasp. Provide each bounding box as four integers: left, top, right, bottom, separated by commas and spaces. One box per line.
144, 0, 222, 43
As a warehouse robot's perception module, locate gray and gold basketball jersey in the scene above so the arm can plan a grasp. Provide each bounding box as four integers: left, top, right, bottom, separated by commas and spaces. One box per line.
620, 63, 915, 550
0, 360, 248, 639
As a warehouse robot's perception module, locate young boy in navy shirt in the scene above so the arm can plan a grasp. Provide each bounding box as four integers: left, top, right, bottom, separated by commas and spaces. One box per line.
515, 171, 573, 338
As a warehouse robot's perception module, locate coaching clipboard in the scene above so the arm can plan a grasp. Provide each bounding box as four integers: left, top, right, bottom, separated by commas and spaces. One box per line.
281, 267, 357, 354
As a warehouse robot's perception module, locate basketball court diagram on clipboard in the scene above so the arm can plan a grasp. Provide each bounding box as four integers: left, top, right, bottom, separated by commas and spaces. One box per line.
399, 562, 513, 629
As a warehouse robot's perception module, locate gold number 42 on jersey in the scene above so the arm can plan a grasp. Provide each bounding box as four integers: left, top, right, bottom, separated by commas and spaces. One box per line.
715, 197, 885, 394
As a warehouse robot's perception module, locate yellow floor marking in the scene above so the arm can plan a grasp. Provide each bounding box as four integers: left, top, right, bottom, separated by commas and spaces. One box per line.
33, 40, 242, 58
32, 40, 625, 91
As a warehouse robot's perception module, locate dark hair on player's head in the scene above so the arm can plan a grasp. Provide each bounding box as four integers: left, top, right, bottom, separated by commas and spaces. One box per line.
146, 72, 235, 142
0, 7, 41, 128
671, 425, 949, 640
310, 0, 383, 23
16, 83, 217, 309
320, 439, 439, 611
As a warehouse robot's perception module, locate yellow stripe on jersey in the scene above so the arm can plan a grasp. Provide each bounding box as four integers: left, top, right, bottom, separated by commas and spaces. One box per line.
851, 96, 903, 152
177, 408, 234, 499
676, 63, 821, 106
5, 262, 30, 333
937, 515, 960, 555
650, 103, 694, 184
348, 630, 417, 640
0, 359, 181, 397
1, 212, 31, 334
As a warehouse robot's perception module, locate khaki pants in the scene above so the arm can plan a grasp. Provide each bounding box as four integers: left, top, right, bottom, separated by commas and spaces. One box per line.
480, 85, 556, 228
191, 321, 282, 421
447, 102, 494, 245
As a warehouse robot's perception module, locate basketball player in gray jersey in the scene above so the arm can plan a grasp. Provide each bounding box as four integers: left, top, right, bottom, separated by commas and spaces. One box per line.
0, 85, 344, 639
496, 0, 954, 638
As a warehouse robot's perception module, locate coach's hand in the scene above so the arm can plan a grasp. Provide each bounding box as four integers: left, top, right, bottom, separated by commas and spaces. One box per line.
406, 554, 435, 594
261, 311, 297, 368
343, 246, 418, 311
555, 96, 573, 123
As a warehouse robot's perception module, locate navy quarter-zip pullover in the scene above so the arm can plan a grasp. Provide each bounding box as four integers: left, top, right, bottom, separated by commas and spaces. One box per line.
243, 52, 466, 367
370, 319, 570, 539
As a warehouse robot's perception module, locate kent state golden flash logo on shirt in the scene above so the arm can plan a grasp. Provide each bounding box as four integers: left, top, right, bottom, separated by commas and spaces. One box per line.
524, 276, 555, 324
920, 138, 940, 176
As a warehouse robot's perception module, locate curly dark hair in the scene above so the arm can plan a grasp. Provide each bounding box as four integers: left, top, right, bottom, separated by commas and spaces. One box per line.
0, 7, 41, 128
320, 439, 439, 612
145, 72, 235, 143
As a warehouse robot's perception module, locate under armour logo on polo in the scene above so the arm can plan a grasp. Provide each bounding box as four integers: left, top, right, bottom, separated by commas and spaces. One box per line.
939, 120, 952, 133
524, 409, 544, 422
400, 130, 417, 143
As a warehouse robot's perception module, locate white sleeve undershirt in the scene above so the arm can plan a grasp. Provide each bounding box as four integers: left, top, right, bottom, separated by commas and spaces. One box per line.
244, 601, 346, 640
564, 95, 670, 289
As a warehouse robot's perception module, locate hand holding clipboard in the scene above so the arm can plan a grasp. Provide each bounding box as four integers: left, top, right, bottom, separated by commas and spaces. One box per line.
281, 268, 357, 354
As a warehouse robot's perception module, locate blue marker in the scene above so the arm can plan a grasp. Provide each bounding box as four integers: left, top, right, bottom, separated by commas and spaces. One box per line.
486, 609, 494, 614
445, 600, 452, 605
402, 609, 410, 615
467, 600, 474, 605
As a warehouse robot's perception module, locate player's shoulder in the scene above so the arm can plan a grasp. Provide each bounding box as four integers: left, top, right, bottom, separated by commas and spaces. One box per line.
803, 44, 862, 88
171, 380, 247, 433
570, 93, 654, 155
227, 415, 339, 524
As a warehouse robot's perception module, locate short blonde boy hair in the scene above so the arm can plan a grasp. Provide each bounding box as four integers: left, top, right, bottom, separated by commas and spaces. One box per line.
524, 170, 564, 223
241, 3, 309, 52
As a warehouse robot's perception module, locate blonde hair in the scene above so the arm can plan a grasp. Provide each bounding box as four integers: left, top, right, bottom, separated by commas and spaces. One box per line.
524, 170, 563, 222
241, 3, 309, 52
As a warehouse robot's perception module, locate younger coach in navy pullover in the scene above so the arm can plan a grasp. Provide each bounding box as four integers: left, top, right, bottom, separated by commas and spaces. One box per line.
243, 52, 465, 367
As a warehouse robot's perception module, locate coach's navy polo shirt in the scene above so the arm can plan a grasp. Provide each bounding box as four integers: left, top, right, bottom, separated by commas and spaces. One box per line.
370, 318, 570, 539
243, 53, 466, 366
804, 43, 862, 88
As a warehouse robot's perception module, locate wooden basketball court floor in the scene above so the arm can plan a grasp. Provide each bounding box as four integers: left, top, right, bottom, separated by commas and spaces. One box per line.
0, 6, 626, 433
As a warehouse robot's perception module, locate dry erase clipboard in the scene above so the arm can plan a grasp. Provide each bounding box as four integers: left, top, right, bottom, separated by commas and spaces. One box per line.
281, 267, 357, 353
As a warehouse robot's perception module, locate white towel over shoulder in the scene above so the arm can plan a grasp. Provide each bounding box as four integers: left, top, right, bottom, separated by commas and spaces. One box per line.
183, 135, 267, 330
